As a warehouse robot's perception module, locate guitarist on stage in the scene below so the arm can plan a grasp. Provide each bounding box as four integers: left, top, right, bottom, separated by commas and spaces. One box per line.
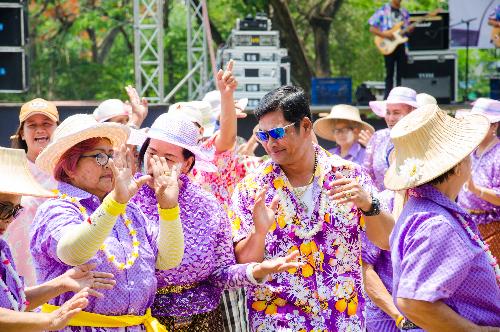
369, 0, 412, 98
489, 4, 500, 47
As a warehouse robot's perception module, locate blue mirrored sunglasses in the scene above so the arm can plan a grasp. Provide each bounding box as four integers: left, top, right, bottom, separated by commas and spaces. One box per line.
255, 122, 297, 142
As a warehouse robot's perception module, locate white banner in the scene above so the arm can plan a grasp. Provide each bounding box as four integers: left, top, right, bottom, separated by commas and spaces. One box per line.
449, 0, 500, 49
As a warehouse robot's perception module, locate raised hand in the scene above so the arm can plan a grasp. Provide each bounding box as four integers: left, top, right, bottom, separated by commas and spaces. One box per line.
251, 250, 303, 280
252, 186, 279, 236
46, 288, 90, 331
150, 154, 180, 209
358, 129, 373, 147
108, 145, 151, 204
216, 59, 238, 96
328, 171, 372, 211
60, 263, 116, 298
125, 85, 148, 128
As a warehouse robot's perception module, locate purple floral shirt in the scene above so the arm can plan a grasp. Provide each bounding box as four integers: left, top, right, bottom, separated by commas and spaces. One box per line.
368, 3, 410, 32
457, 141, 500, 225
229, 145, 380, 332
131, 174, 254, 318
328, 142, 366, 166
390, 184, 500, 330
30, 182, 159, 332
0, 239, 25, 311
363, 128, 393, 191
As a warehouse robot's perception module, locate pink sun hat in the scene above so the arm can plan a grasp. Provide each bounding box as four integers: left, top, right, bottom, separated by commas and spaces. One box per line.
470, 98, 500, 123
147, 114, 217, 172
369, 86, 419, 118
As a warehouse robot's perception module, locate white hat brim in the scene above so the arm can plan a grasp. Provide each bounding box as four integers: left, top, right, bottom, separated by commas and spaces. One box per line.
369, 100, 419, 118
36, 123, 129, 176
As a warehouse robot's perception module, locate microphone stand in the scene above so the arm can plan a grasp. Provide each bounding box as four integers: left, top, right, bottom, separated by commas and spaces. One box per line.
451, 18, 477, 101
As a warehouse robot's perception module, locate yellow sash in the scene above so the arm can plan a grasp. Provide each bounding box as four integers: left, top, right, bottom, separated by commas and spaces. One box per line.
41, 304, 167, 332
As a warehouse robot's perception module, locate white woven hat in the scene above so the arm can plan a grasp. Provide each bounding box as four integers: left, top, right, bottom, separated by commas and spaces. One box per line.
369, 87, 418, 118
384, 104, 489, 191
313, 104, 375, 142
470, 97, 500, 123
93, 99, 129, 122
36, 114, 129, 176
0, 148, 55, 198
416, 93, 437, 107
147, 114, 216, 172
167, 101, 216, 138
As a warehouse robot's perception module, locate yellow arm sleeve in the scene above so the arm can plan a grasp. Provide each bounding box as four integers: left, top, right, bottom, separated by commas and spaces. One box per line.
155, 205, 185, 270
56, 196, 126, 266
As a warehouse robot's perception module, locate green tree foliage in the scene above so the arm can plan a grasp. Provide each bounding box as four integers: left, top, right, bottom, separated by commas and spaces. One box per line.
0, 0, 495, 102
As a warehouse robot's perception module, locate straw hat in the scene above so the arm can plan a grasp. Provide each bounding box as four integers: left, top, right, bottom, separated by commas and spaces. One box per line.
313, 104, 375, 142
369, 87, 418, 118
168, 101, 216, 138
384, 104, 489, 191
470, 97, 500, 123
416, 93, 437, 107
0, 148, 55, 197
19, 98, 59, 123
147, 114, 217, 172
93, 99, 129, 123
36, 114, 129, 176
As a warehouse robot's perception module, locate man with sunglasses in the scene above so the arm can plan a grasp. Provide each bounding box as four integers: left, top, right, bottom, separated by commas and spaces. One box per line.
229, 86, 394, 331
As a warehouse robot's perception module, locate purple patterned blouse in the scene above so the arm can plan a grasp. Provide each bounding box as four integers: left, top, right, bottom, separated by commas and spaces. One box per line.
0, 239, 25, 311
328, 142, 366, 166
30, 182, 159, 332
361, 190, 397, 332
390, 184, 500, 330
457, 141, 500, 225
131, 174, 255, 318
229, 145, 381, 332
363, 128, 393, 191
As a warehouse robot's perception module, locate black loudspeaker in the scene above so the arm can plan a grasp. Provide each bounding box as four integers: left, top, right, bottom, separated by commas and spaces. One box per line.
402, 51, 456, 104
0, 4, 27, 47
0, 49, 27, 91
408, 12, 449, 51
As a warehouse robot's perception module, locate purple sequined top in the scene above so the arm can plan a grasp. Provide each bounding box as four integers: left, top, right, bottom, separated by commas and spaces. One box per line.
0, 239, 25, 311
390, 184, 500, 330
30, 181, 160, 332
457, 141, 500, 225
131, 174, 255, 318
363, 128, 393, 191
328, 142, 366, 166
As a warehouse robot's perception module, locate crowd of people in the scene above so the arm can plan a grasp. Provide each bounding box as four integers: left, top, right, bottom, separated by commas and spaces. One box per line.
0, 60, 499, 332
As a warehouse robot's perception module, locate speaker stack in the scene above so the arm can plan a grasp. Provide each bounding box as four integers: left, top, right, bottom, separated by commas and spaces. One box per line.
403, 11, 457, 104
0, 0, 28, 93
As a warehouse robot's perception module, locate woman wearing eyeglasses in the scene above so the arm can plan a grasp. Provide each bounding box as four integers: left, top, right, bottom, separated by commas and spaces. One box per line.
313, 104, 375, 165
30, 114, 185, 331
130, 115, 301, 331
6, 99, 59, 287
0, 147, 117, 331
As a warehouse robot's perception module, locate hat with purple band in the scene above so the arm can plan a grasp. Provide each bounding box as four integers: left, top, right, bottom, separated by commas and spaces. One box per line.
369, 86, 419, 118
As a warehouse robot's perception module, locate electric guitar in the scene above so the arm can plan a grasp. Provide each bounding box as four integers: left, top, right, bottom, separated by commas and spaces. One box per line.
374, 9, 441, 55
491, 27, 500, 48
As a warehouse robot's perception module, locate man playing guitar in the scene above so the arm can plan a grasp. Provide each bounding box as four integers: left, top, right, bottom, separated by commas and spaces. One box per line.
489, 4, 500, 47
369, 0, 412, 98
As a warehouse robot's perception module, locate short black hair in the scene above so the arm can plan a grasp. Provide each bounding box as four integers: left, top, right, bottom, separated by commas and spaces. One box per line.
254, 86, 311, 126
138, 138, 196, 173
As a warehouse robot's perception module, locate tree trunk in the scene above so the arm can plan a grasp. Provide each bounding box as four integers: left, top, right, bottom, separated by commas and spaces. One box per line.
308, 0, 343, 77
269, 0, 314, 92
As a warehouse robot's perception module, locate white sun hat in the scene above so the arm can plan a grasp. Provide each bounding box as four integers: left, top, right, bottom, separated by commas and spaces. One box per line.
147, 114, 217, 172
470, 97, 500, 123
384, 104, 489, 191
93, 99, 130, 123
0, 148, 56, 198
369, 86, 418, 118
36, 114, 129, 176
416, 93, 437, 107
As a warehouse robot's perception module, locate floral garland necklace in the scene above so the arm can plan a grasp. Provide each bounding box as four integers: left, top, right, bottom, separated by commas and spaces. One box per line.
275, 150, 330, 240
54, 190, 140, 270
456, 213, 500, 283
0, 250, 28, 311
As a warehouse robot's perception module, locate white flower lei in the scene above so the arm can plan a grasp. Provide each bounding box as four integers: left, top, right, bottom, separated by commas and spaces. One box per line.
399, 157, 425, 185
0, 250, 28, 311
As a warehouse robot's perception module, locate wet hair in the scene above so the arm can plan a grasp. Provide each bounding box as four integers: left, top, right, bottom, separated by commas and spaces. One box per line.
254, 86, 311, 129
53, 137, 105, 182
138, 138, 196, 173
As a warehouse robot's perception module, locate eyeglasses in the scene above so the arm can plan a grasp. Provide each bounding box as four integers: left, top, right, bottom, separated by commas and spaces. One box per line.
255, 122, 297, 142
333, 127, 353, 135
0, 202, 24, 221
80, 152, 114, 167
